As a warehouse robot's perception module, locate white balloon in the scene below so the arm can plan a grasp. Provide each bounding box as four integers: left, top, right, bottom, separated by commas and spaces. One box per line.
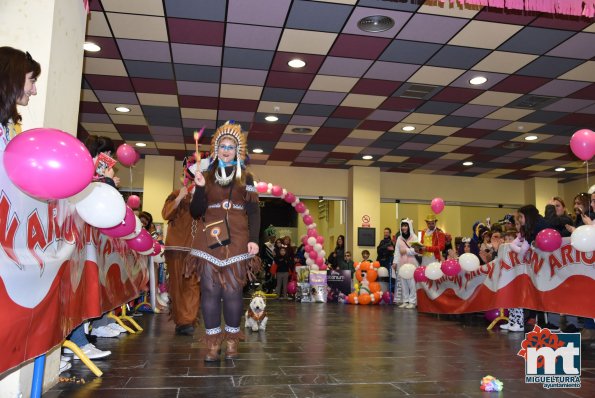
377, 267, 389, 278
320, 250, 326, 258
306, 258, 314, 266
571, 225, 595, 252
307, 237, 316, 246
398, 263, 416, 279
425, 262, 444, 280
588, 184, 595, 194
304, 251, 310, 259
459, 253, 480, 272
121, 216, 142, 240
70, 182, 125, 228
314, 243, 323, 252
309, 265, 318, 270
308, 223, 317, 229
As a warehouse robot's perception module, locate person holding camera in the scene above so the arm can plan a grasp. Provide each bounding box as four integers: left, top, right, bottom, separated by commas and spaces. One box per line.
186, 121, 260, 362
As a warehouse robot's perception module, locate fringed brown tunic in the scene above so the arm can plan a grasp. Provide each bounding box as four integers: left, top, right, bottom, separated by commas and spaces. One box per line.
184, 173, 260, 289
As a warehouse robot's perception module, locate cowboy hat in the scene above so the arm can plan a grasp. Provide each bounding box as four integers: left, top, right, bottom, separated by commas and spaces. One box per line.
425, 214, 438, 222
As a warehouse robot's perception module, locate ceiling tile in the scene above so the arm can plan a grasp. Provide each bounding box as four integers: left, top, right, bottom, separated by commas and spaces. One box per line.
262, 87, 306, 103
407, 66, 465, 86
171, 44, 222, 66
107, 13, 168, 41
498, 27, 574, 55
228, 0, 291, 26
102, 0, 163, 15
164, 0, 226, 21
318, 57, 373, 77
547, 33, 595, 59
364, 61, 420, 81
266, 71, 315, 89
180, 108, 217, 119
309, 75, 358, 92
449, 21, 522, 49
470, 91, 522, 106
87, 11, 111, 37
223, 48, 274, 70
177, 81, 219, 97
559, 61, 595, 82
286, 0, 353, 33
83, 58, 128, 76
126, 60, 174, 79
427, 45, 490, 69
219, 84, 263, 100
117, 39, 171, 62
221, 68, 268, 86
137, 93, 179, 107
278, 29, 337, 55
517, 56, 584, 78
401, 113, 444, 124
418, 3, 481, 18
340, 94, 387, 109
473, 51, 538, 74
380, 39, 441, 64
397, 13, 467, 43
225, 24, 282, 50
167, 18, 224, 45
486, 107, 534, 121
330, 35, 391, 59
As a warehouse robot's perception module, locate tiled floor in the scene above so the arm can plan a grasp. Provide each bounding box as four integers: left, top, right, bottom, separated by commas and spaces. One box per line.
49, 302, 594, 397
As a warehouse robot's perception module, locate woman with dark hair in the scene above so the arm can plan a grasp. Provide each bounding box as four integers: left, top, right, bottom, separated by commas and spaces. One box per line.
333, 235, 347, 271
186, 121, 260, 362
84, 135, 120, 188
517, 204, 550, 245
566, 193, 595, 233
0, 47, 41, 150
544, 197, 573, 237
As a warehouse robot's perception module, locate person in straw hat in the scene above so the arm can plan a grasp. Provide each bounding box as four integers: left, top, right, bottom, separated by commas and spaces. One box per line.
419, 214, 446, 266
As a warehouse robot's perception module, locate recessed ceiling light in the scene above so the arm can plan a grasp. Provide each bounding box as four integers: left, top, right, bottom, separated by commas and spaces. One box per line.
402, 125, 415, 132
463, 161, 474, 166
83, 42, 101, 52
253, 148, 263, 154
291, 127, 312, 134
288, 59, 306, 68
525, 135, 538, 141
357, 15, 395, 33
265, 115, 278, 122
115, 106, 130, 113
555, 167, 566, 172
135, 142, 146, 147
469, 76, 487, 85
362, 155, 373, 160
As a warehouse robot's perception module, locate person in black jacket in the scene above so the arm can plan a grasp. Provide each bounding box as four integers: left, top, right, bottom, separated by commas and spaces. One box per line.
544, 197, 573, 237
377, 227, 395, 277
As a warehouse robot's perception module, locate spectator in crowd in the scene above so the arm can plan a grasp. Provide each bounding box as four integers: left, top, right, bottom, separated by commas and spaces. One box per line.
377, 228, 395, 276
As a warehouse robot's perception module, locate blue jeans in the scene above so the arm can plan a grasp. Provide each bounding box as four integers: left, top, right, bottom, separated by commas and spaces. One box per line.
68, 324, 89, 347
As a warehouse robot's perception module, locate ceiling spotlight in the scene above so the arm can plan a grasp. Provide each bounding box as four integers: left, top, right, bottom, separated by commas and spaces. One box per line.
288, 59, 306, 68
135, 142, 146, 147
357, 15, 395, 33
525, 135, 538, 141
362, 155, 373, 160
469, 76, 487, 85
253, 148, 264, 154
555, 167, 566, 172
291, 127, 312, 134
265, 115, 278, 122
83, 42, 101, 52
463, 161, 474, 166
402, 125, 415, 132
115, 106, 130, 113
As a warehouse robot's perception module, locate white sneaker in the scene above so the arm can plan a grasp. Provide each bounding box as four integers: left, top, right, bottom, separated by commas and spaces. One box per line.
500, 322, 511, 330
508, 323, 524, 332
90, 326, 120, 338
398, 303, 407, 308
73, 343, 111, 360
405, 303, 416, 309
59, 360, 71, 373
107, 323, 127, 333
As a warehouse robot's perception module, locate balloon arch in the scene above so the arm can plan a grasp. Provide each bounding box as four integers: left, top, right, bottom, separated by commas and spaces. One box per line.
255, 181, 327, 271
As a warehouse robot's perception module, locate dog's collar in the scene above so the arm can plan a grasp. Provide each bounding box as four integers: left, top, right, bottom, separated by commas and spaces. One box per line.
248, 308, 267, 322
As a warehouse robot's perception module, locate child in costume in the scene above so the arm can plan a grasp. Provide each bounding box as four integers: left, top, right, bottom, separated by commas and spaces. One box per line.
186, 121, 261, 361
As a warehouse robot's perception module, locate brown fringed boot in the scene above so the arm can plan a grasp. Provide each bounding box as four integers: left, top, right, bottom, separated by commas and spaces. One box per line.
204, 330, 223, 362
224, 328, 245, 360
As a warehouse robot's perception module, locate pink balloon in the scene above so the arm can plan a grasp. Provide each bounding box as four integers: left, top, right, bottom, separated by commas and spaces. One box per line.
315, 257, 324, 266
150, 241, 162, 256
316, 235, 324, 245
303, 214, 314, 225
536, 228, 562, 252
413, 266, 428, 282
317, 262, 327, 271
133, 150, 141, 165
441, 259, 461, 277
308, 250, 318, 260
287, 280, 297, 295
569, 129, 595, 161
271, 185, 282, 196
304, 244, 313, 253
3, 128, 94, 199
431, 197, 445, 214
99, 206, 136, 238
126, 229, 153, 252
307, 229, 318, 237
301, 236, 308, 245
295, 202, 306, 213
116, 144, 137, 167
256, 181, 268, 193
284, 192, 296, 203
127, 194, 141, 209
382, 291, 393, 304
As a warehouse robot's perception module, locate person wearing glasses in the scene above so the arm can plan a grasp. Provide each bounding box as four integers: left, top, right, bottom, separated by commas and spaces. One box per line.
187, 121, 260, 362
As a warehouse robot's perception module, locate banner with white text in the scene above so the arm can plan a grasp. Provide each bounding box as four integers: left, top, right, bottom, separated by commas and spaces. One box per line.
417, 242, 595, 317
0, 151, 148, 373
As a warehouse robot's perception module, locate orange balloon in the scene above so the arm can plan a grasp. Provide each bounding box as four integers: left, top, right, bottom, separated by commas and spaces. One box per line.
373, 292, 381, 304
369, 282, 381, 293
372, 261, 380, 268
348, 292, 357, 304
359, 293, 371, 305
355, 270, 363, 282
367, 269, 378, 282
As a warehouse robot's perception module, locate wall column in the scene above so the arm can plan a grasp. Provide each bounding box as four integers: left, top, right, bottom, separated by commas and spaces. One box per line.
524, 177, 559, 212
0, 0, 87, 396
348, 167, 381, 258
142, 155, 176, 225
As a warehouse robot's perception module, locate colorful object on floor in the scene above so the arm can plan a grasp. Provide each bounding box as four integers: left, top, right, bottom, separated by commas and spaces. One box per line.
480, 375, 503, 392
348, 260, 382, 305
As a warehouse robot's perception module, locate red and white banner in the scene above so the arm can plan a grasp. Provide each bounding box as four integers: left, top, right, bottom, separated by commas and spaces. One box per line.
418, 243, 595, 317
0, 151, 148, 374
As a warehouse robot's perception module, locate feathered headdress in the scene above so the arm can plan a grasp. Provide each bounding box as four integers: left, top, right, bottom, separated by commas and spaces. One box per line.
210, 120, 247, 181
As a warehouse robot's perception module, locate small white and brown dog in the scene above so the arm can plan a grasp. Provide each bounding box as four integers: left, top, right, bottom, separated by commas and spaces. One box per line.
245, 291, 268, 332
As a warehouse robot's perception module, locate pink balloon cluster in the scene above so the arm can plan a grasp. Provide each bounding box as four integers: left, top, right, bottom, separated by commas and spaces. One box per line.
255, 180, 327, 271
569, 129, 595, 161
